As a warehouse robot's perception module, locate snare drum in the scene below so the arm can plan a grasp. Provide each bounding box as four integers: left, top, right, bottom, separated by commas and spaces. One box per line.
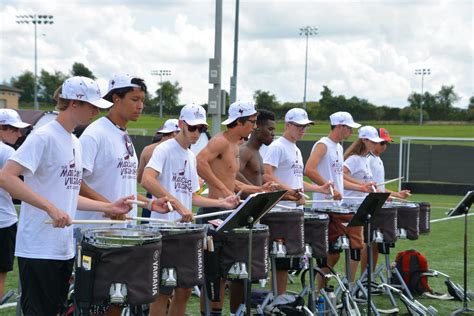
144, 223, 206, 288
77, 227, 162, 306
303, 211, 329, 259
312, 206, 363, 251
209, 224, 270, 281
418, 202, 431, 234
260, 207, 305, 257
387, 202, 420, 240
368, 206, 398, 243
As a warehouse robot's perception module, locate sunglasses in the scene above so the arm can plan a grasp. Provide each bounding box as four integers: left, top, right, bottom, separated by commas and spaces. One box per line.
379, 141, 389, 146
289, 122, 309, 130
187, 124, 208, 133
124, 134, 134, 156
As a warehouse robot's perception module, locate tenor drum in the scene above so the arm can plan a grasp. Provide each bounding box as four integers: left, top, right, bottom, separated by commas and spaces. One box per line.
260, 207, 305, 257
144, 223, 206, 288
77, 227, 162, 306
208, 224, 270, 281
303, 211, 329, 259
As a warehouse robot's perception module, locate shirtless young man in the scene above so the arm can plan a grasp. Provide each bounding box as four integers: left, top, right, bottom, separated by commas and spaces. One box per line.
238, 109, 276, 188
196, 101, 271, 315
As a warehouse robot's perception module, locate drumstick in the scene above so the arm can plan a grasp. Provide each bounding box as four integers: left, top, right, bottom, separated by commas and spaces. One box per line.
45, 219, 128, 225
166, 201, 174, 212
329, 184, 334, 197
371, 185, 377, 193
236, 190, 243, 197
193, 209, 235, 220
376, 177, 404, 186
298, 192, 310, 199
274, 204, 295, 210
127, 216, 175, 224
126, 199, 147, 207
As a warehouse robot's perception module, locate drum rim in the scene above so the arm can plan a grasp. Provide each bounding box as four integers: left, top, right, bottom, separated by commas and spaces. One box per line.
83, 228, 162, 247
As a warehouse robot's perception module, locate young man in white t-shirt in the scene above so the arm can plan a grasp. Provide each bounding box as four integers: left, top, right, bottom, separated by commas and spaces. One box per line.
262, 108, 330, 295
141, 103, 239, 316
0, 109, 30, 304
0, 77, 136, 315
76, 74, 171, 233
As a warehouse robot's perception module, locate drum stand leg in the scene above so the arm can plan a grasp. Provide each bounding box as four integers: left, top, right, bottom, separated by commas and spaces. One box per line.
307, 257, 316, 312
202, 281, 211, 316
235, 217, 255, 315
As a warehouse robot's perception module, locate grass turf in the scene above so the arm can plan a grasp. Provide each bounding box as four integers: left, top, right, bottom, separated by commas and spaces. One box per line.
1, 191, 472, 315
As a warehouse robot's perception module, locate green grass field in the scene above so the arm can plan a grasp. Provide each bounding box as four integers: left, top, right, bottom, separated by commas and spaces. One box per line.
1, 190, 472, 315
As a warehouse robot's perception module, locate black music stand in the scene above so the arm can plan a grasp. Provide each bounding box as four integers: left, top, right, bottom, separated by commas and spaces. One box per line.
448, 191, 474, 315
217, 190, 287, 316
348, 192, 390, 316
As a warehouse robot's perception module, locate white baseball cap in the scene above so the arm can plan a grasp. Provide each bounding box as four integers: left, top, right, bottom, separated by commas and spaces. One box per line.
285, 108, 314, 125
106, 73, 141, 94
221, 101, 257, 125
158, 119, 180, 133
329, 111, 361, 128
179, 103, 208, 126
358, 126, 384, 142
0, 109, 30, 128
60, 76, 112, 109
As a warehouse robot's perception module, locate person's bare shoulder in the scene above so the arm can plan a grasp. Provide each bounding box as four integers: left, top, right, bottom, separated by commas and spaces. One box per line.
204, 132, 229, 154
141, 143, 159, 163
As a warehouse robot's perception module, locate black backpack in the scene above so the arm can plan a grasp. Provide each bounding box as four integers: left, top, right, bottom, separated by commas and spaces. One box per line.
395, 249, 433, 296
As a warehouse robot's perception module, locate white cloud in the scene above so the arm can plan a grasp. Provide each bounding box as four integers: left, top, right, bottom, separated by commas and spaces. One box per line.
0, 0, 472, 109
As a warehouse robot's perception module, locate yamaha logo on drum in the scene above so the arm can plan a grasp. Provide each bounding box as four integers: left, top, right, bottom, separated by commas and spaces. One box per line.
196, 240, 203, 280
152, 250, 160, 296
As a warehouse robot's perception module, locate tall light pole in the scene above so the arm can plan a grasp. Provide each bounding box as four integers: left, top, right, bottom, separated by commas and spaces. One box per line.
299, 26, 317, 110
414, 68, 431, 126
16, 14, 54, 111
229, 0, 240, 104
151, 70, 171, 118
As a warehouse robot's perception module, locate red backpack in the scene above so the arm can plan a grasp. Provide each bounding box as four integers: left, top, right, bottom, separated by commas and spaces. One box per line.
395, 249, 433, 296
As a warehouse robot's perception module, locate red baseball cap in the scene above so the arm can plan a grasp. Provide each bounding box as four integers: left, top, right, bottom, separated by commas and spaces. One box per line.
378, 128, 393, 142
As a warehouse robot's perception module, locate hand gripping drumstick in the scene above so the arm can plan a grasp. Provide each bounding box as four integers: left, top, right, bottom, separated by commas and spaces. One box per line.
126, 199, 147, 207
329, 183, 335, 197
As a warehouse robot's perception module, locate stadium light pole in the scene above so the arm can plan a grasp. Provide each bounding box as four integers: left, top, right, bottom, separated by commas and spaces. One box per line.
16, 14, 54, 111
299, 26, 317, 110
414, 68, 431, 126
151, 70, 172, 118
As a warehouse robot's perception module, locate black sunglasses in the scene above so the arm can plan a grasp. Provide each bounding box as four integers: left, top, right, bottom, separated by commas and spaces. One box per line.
380, 141, 390, 146
187, 124, 208, 133
124, 134, 134, 156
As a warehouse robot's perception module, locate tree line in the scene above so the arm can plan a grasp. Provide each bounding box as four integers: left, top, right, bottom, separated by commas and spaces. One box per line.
5, 65, 473, 121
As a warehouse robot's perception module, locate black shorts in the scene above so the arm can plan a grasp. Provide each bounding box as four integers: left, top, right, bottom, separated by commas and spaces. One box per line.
0, 223, 17, 272
18, 257, 74, 316
275, 257, 301, 271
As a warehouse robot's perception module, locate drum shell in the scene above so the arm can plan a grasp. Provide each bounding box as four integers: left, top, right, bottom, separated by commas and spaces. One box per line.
418, 202, 431, 234
153, 225, 206, 288
303, 213, 329, 259
396, 204, 420, 240
80, 238, 162, 305
367, 207, 398, 243
260, 210, 304, 256
209, 224, 270, 281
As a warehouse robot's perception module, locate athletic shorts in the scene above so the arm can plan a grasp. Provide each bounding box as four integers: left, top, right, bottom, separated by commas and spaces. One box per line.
0, 223, 17, 272
18, 257, 73, 316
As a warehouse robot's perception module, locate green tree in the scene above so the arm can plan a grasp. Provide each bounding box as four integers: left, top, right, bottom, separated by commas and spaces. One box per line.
155, 81, 182, 112
39, 69, 67, 104
70, 62, 95, 79
10, 71, 35, 103
253, 90, 280, 110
